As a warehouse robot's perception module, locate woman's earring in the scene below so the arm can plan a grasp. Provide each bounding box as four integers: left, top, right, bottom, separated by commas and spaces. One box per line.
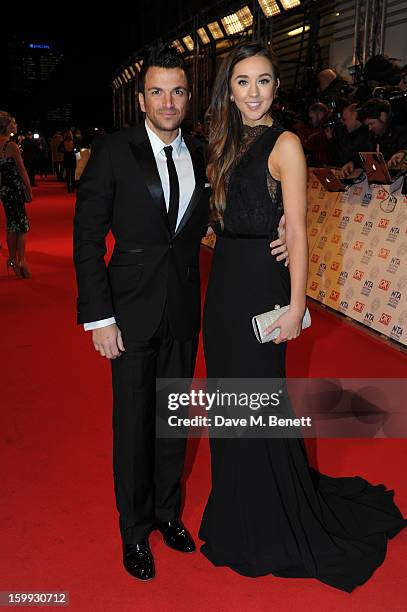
230, 95, 234, 102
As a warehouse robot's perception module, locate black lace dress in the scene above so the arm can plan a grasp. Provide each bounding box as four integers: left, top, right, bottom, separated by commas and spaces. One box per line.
0, 140, 29, 233
199, 123, 407, 592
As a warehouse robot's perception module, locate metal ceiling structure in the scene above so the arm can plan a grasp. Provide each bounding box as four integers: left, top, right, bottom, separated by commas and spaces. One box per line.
110, 0, 344, 129
352, 0, 387, 70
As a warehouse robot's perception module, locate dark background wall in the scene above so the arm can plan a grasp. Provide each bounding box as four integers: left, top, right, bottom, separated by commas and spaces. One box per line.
2, 1, 204, 133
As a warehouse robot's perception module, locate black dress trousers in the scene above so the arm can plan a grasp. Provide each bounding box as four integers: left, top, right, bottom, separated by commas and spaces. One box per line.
111, 305, 198, 545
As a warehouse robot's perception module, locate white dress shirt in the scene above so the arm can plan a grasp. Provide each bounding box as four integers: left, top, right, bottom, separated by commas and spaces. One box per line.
84, 120, 196, 331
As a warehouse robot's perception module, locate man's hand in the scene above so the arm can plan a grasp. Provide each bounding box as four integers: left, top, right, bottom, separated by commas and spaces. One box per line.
341, 160, 355, 177
387, 151, 405, 168
270, 213, 289, 267
92, 323, 125, 359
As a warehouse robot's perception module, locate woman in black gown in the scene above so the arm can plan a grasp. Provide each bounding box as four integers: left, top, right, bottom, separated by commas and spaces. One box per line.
198, 42, 407, 593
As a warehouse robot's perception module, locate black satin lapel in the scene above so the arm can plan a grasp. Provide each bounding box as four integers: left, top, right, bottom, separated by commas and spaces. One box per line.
129, 140, 170, 231
174, 139, 206, 237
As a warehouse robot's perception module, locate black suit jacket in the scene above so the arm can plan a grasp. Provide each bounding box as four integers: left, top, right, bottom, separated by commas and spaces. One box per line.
73, 124, 210, 341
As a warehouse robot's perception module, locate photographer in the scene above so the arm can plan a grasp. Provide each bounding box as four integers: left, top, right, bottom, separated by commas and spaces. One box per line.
373, 77, 407, 127
302, 102, 334, 166
399, 66, 407, 92
330, 104, 374, 176
358, 98, 407, 167
317, 68, 353, 106
355, 54, 402, 104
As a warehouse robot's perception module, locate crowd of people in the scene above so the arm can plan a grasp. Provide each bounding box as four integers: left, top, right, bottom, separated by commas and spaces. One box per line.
16, 128, 84, 188
273, 55, 407, 174
0, 120, 102, 278
189, 54, 407, 176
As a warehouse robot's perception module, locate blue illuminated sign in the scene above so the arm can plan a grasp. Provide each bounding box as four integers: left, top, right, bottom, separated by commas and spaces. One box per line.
29, 43, 51, 49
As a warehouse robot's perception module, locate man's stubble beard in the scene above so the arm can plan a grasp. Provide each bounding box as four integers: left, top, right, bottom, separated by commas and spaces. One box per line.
147, 111, 184, 133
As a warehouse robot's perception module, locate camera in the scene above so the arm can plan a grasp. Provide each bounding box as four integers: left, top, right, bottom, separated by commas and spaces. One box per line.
321, 105, 343, 129
339, 83, 355, 96
321, 116, 342, 129
373, 86, 407, 102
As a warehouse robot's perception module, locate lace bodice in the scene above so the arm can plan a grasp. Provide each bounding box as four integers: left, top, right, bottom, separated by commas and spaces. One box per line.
219, 122, 285, 240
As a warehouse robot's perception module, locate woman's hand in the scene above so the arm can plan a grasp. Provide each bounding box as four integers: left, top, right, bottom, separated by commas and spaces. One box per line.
265, 306, 305, 344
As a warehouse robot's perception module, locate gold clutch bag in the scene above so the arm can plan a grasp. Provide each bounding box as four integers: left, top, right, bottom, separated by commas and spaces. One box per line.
252, 304, 311, 343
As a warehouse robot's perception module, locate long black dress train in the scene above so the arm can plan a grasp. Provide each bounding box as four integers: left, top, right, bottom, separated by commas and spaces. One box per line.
198, 123, 407, 593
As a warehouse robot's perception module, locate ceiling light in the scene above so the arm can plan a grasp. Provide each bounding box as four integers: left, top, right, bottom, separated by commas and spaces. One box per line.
221, 13, 244, 35
280, 0, 301, 8
171, 39, 184, 53
287, 25, 310, 36
257, 0, 281, 17
222, 7, 253, 35
207, 21, 224, 40
182, 36, 194, 51
237, 6, 254, 28
197, 27, 210, 44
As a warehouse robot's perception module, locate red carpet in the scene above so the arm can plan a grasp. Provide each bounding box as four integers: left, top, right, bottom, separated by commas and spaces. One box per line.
1, 177, 406, 611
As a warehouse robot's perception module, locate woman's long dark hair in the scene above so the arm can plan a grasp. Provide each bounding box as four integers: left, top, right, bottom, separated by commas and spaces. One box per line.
207, 43, 280, 226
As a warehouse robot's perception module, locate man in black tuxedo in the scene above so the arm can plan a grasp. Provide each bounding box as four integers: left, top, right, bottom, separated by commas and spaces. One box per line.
73, 44, 288, 581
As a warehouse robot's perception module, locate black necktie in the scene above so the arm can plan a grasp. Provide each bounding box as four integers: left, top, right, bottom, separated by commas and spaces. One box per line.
163, 145, 180, 235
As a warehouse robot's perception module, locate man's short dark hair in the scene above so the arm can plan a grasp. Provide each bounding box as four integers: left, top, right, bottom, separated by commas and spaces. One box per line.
363, 54, 402, 86
139, 44, 188, 93
309, 102, 329, 115
358, 98, 391, 121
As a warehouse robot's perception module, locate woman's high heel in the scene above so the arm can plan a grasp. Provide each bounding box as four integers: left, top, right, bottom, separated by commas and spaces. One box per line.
6, 259, 23, 278
19, 263, 32, 279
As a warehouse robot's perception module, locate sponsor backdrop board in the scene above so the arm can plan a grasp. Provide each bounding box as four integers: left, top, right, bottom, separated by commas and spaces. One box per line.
307, 172, 407, 346
202, 171, 407, 346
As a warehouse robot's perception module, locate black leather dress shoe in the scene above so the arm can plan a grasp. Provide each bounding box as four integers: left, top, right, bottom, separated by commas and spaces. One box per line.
156, 520, 196, 553
123, 541, 155, 581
